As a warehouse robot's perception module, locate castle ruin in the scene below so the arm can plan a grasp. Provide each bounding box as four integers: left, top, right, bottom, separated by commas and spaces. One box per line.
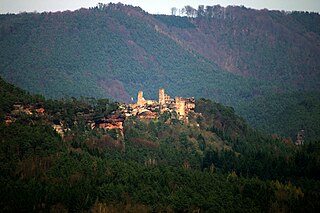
175, 96, 186, 118
137, 90, 157, 106
137, 91, 145, 106
159, 88, 171, 106
127, 88, 195, 121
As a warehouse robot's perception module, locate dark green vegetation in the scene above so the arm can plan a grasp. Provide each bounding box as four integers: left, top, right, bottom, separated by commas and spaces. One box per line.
239, 92, 320, 141
1, 78, 320, 212
0, 4, 320, 138
0, 77, 44, 117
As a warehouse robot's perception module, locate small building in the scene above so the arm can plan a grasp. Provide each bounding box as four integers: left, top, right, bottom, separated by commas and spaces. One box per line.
295, 130, 304, 145
36, 107, 45, 114
53, 124, 65, 137
5, 116, 13, 124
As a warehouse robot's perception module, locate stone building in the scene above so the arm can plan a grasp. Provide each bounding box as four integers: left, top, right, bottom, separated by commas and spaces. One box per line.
159, 88, 171, 105
137, 91, 146, 106
296, 130, 304, 145
175, 97, 186, 118
127, 88, 195, 121
137, 91, 157, 106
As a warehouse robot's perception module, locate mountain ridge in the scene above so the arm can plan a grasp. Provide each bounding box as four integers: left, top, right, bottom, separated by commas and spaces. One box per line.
1, 3, 320, 139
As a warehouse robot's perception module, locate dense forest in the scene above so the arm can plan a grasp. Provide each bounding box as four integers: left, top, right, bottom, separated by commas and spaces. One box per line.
1, 3, 320, 140
1, 77, 320, 212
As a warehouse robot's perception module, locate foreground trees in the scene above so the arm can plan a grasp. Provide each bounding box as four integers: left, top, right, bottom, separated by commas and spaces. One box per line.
1, 97, 319, 212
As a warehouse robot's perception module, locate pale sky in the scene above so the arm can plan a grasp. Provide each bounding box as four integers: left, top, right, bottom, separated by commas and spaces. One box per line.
1, 0, 320, 14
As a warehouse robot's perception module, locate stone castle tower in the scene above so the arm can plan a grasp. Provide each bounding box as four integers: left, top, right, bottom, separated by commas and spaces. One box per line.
159, 88, 165, 105
175, 97, 185, 117
131, 88, 194, 122
137, 91, 145, 106
158, 88, 170, 106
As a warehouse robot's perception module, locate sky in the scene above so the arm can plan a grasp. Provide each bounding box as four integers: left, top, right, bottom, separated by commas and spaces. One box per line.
1, 0, 320, 15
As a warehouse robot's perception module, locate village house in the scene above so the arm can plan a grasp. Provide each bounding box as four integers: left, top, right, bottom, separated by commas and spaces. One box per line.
5, 115, 13, 124
36, 107, 45, 114
12, 103, 33, 115
52, 122, 67, 137
296, 130, 305, 145
94, 113, 125, 138
11, 103, 45, 116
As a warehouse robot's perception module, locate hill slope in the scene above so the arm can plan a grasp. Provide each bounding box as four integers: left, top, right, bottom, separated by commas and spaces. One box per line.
1, 3, 320, 139
1, 78, 319, 212
0, 5, 260, 104
159, 7, 320, 89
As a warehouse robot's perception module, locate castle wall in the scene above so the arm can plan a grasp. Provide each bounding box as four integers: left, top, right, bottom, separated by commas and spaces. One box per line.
175, 97, 186, 117
137, 91, 146, 106
134, 89, 194, 121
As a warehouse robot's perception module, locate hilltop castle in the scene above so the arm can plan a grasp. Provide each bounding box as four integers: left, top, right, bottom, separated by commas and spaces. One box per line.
125, 88, 195, 121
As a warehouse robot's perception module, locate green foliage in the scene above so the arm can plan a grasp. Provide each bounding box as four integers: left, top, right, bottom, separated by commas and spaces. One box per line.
238, 92, 320, 141
155, 15, 195, 28
195, 98, 320, 181
0, 76, 44, 117
290, 11, 320, 36
0, 122, 62, 178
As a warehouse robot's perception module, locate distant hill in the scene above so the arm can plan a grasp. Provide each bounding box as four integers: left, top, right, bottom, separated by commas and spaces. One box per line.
159, 7, 320, 90
1, 3, 320, 139
0, 4, 260, 103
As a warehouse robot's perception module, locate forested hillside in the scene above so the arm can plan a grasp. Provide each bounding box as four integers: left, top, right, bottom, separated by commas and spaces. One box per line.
160, 6, 320, 89
1, 3, 320, 140
1, 78, 319, 212
238, 92, 320, 141
0, 77, 44, 117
